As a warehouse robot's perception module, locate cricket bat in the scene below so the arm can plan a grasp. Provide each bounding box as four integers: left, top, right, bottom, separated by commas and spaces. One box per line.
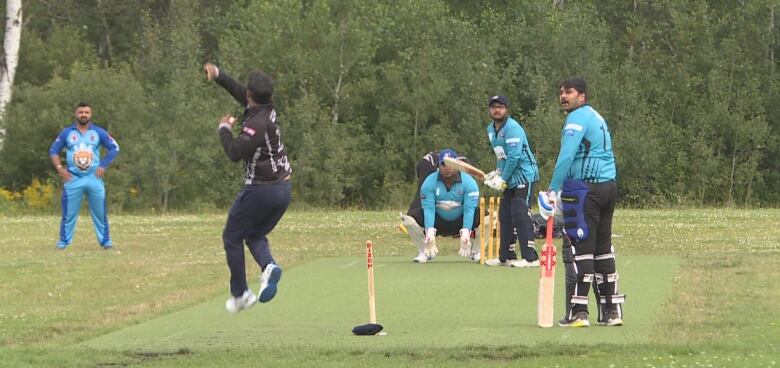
366, 240, 377, 324
537, 215, 557, 328
443, 156, 486, 181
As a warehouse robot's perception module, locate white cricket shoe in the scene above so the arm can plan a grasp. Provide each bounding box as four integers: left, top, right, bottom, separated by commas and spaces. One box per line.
509, 259, 541, 268
258, 263, 282, 303
470, 251, 481, 262
484, 258, 506, 267
225, 289, 256, 314
413, 252, 430, 263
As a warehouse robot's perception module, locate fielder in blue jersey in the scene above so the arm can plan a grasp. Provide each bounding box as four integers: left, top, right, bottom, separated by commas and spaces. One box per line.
482, 95, 540, 268
400, 149, 481, 263
538, 77, 624, 328
49, 101, 119, 250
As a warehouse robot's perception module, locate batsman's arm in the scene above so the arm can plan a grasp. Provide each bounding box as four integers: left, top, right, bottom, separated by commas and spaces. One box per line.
549, 120, 586, 191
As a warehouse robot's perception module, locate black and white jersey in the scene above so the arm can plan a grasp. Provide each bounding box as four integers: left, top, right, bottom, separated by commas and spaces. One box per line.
216, 72, 292, 185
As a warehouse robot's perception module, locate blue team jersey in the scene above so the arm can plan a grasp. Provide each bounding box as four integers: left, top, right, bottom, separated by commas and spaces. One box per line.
487, 117, 539, 188
420, 171, 480, 229
48, 122, 119, 177
549, 104, 616, 191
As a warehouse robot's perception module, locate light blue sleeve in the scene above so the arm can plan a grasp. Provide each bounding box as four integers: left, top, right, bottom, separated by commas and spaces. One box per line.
420, 172, 438, 229
95, 126, 120, 168
549, 115, 587, 191
461, 174, 480, 230
500, 123, 523, 183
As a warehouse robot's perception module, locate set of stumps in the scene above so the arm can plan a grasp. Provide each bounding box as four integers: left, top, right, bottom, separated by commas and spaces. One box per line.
352, 241, 385, 336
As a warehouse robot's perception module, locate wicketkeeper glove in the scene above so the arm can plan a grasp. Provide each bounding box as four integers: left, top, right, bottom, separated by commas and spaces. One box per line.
424, 228, 438, 257
458, 228, 471, 257
484, 175, 507, 191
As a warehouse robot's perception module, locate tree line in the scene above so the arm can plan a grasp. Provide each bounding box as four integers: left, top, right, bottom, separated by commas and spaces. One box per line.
0, 0, 777, 212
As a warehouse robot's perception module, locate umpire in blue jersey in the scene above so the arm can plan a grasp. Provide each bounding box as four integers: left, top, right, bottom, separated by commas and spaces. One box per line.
539, 77, 624, 327
482, 96, 540, 268
204, 62, 292, 314
49, 101, 119, 250
400, 149, 481, 263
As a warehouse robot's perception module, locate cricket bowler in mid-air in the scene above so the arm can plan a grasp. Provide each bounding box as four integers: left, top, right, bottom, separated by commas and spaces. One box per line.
204, 62, 291, 314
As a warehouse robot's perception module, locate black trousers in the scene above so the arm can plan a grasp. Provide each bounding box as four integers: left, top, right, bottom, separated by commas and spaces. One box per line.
497, 183, 539, 262
570, 180, 618, 315
223, 182, 291, 297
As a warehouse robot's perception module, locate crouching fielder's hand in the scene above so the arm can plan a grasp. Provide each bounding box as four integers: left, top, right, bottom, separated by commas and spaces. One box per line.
424, 228, 438, 257
458, 228, 472, 257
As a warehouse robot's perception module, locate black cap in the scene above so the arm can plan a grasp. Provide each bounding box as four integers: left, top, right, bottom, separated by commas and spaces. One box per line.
488, 95, 508, 107
560, 77, 587, 94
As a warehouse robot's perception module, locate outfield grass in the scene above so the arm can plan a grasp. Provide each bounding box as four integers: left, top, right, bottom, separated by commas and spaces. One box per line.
0, 209, 778, 367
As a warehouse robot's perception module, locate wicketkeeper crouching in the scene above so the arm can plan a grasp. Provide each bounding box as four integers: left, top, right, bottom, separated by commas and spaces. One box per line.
401, 149, 482, 263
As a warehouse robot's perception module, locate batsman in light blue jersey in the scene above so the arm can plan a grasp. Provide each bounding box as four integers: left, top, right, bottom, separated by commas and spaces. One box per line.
49, 102, 119, 250
540, 77, 624, 328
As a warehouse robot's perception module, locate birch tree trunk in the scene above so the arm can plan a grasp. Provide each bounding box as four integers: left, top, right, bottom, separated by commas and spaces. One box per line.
0, 0, 22, 142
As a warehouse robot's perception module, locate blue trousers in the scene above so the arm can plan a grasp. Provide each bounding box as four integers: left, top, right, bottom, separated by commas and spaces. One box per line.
58, 175, 111, 247
223, 182, 291, 297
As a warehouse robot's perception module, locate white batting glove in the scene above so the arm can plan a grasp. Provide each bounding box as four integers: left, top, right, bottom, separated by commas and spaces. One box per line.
458, 228, 472, 257
484, 176, 506, 191
551, 191, 562, 216
484, 171, 499, 181
537, 191, 561, 219
424, 228, 438, 257
537, 191, 555, 219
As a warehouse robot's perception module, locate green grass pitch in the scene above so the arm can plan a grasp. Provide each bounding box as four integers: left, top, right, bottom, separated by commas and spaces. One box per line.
82, 255, 677, 351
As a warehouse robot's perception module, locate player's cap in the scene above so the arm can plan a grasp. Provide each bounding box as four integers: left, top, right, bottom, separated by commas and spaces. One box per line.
488, 95, 508, 107
438, 149, 458, 166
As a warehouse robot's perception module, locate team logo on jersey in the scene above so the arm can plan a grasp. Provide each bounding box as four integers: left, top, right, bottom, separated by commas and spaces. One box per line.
242, 126, 256, 136
564, 123, 582, 137
73, 146, 94, 171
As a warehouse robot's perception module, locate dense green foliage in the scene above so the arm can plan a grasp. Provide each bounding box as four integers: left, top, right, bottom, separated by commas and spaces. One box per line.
1, 0, 777, 210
